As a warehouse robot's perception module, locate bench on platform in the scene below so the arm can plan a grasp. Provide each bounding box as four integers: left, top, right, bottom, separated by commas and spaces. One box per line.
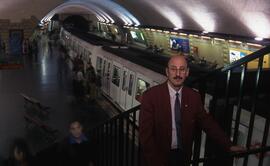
21, 93, 50, 117
24, 113, 58, 141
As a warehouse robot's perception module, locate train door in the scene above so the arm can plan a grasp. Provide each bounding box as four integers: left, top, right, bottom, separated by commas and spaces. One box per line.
110, 62, 122, 103
119, 67, 129, 110
125, 71, 136, 110
96, 56, 103, 76
133, 73, 152, 107
101, 59, 106, 93
103, 59, 112, 95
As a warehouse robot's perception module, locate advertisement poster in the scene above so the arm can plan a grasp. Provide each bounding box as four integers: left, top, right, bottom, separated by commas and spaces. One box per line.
169, 37, 190, 53
229, 49, 246, 63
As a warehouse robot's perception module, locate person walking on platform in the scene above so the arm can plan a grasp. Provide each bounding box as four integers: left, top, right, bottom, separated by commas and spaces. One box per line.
85, 61, 96, 102
31, 39, 38, 60
1, 42, 6, 55
22, 39, 29, 55
74, 68, 85, 101
139, 55, 246, 166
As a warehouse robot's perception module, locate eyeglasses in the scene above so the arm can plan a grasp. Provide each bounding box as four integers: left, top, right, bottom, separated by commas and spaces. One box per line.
168, 67, 188, 73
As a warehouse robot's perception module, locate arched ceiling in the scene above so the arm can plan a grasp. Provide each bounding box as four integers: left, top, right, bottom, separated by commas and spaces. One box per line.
42, 0, 270, 39
2, 0, 270, 39
42, 0, 140, 26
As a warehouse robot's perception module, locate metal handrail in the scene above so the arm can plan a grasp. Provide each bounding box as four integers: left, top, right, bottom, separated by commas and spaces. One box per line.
190, 146, 270, 164
89, 105, 140, 131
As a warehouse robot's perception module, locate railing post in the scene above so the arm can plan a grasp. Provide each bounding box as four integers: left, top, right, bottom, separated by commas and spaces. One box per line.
243, 56, 264, 166
131, 111, 136, 166
125, 115, 130, 166
109, 122, 113, 166
258, 106, 270, 166
114, 119, 118, 166
119, 118, 124, 166
192, 129, 202, 166
233, 64, 247, 145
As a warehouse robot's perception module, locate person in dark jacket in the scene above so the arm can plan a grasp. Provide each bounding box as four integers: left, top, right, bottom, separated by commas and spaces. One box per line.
57, 121, 95, 166
139, 55, 246, 166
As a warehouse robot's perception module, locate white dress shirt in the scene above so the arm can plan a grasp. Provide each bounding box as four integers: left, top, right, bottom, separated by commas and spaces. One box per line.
167, 83, 183, 149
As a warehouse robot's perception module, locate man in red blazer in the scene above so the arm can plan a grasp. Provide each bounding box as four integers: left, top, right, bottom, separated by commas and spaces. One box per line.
139, 55, 245, 166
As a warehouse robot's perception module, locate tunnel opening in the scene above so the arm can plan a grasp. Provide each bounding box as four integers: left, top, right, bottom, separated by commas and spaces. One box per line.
63, 15, 89, 32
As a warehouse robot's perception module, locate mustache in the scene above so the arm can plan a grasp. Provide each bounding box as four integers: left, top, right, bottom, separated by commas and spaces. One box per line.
173, 76, 182, 79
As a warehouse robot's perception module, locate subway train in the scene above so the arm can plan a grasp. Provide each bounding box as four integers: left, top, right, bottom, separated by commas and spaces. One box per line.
60, 28, 167, 111
59, 27, 270, 166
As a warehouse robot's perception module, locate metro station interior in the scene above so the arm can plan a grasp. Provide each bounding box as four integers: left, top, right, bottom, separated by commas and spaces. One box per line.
0, 0, 270, 166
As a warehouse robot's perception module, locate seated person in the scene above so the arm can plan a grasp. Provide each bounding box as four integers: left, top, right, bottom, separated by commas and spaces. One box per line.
158, 47, 164, 53
153, 45, 158, 54
199, 57, 207, 65
57, 120, 95, 166
146, 44, 153, 50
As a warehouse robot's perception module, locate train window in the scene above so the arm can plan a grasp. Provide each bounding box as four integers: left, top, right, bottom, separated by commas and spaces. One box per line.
107, 63, 111, 74
112, 65, 120, 86
102, 61, 106, 76
78, 44, 80, 53
122, 71, 127, 91
77, 43, 80, 56
76, 43, 79, 52
135, 79, 150, 102
128, 75, 134, 96
74, 42, 77, 51
68, 38, 71, 47
96, 57, 103, 75
73, 41, 76, 51
83, 48, 87, 59
72, 40, 75, 50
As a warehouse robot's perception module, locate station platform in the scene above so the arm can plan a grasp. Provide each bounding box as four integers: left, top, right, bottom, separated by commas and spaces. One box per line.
0, 35, 114, 159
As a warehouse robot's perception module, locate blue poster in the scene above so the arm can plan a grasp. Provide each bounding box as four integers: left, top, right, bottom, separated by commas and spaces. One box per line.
9, 30, 23, 56
169, 37, 190, 53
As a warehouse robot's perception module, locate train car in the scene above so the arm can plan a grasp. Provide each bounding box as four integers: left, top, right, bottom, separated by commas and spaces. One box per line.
60, 28, 166, 111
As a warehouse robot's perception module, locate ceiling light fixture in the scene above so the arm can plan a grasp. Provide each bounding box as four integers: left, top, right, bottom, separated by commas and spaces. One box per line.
255, 37, 263, 41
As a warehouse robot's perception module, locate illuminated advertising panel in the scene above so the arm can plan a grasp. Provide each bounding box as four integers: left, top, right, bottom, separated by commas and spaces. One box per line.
169, 37, 190, 53
229, 50, 246, 63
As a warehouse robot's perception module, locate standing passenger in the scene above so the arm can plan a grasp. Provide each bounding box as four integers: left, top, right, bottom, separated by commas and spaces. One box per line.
85, 61, 96, 102
75, 68, 85, 101
2, 42, 6, 55
22, 39, 29, 55
139, 55, 246, 166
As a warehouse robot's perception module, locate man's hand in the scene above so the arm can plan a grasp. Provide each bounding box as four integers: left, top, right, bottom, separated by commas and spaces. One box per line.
230, 145, 246, 152
250, 142, 270, 158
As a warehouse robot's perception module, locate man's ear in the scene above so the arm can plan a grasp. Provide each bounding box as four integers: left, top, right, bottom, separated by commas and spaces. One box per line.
166, 67, 169, 77
186, 68, 189, 77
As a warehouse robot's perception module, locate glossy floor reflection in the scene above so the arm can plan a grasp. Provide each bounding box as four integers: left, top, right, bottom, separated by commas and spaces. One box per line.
0, 36, 109, 158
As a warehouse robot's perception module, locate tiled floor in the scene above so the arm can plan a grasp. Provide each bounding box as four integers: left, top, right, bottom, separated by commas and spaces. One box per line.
0, 36, 110, 158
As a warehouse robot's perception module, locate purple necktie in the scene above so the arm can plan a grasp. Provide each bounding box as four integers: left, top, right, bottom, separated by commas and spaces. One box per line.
175, 93, 181, 148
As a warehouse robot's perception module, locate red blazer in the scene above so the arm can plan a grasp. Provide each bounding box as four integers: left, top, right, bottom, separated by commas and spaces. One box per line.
139, 82, 232, 166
